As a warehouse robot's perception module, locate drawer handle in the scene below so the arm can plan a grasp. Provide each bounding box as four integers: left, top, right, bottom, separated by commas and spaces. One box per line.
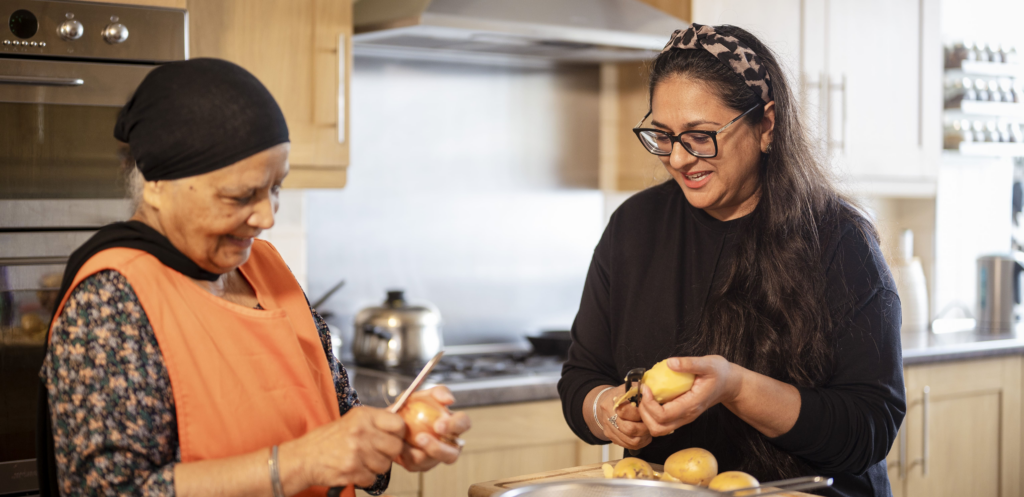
922, 385, 929, 476
0, 75, 84, 86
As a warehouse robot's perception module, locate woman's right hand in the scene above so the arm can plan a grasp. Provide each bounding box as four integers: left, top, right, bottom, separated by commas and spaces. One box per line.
280, 405, 406, 491
592, 384, 652, 451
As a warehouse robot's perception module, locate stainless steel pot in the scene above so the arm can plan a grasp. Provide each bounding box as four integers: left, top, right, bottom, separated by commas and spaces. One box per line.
353, 290, 443, 368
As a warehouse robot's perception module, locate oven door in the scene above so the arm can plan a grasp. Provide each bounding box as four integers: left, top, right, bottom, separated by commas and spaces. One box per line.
0, 259, 66, 495
0, 228, 97, 495
0, 58, 153, 228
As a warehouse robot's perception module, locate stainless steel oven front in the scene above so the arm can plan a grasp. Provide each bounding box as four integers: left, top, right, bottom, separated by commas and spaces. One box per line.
0, 1, 186, 494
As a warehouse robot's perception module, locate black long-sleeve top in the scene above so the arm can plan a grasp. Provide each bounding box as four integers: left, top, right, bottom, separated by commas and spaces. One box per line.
558, 181, 906, 497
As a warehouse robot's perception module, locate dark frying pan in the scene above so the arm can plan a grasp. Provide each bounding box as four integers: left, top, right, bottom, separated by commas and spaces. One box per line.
526, 330, 572, 358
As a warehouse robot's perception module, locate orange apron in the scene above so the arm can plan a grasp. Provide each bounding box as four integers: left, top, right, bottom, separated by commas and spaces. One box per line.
50, 240, 349, 496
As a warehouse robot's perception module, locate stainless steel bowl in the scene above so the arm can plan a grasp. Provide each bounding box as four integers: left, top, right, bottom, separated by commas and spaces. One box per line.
498, 476, 832, 497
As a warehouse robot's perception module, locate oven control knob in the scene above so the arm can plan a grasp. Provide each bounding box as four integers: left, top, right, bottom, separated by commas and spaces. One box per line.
102, 23, 128, 44
57, 19, 83, 41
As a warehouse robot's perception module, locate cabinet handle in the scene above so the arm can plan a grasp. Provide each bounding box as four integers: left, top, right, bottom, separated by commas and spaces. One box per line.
921, 385, 929, 475
0, 75, 84, 86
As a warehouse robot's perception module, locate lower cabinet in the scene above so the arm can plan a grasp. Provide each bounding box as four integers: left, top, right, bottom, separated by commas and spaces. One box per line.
357, 400, 599, 497
886, 356, 1022, 497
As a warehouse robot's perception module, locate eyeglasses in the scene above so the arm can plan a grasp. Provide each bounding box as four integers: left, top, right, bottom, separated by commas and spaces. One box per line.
632, 104, 761, 158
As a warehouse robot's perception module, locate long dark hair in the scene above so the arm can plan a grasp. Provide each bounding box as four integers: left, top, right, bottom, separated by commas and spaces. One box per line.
651, 26, 877, 479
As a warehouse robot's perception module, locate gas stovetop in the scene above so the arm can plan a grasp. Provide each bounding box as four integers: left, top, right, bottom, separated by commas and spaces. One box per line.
355, 343, 565, 383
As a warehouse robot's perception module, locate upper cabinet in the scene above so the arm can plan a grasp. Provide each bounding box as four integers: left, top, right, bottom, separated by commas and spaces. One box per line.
90, 0, 353, 188
802, 0, 942, 189
187, 0, 352, 189
603, 0, 944, 195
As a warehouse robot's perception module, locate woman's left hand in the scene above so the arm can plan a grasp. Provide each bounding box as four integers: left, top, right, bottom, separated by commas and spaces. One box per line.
394, 386, 472, 472
637, 355, 745, 437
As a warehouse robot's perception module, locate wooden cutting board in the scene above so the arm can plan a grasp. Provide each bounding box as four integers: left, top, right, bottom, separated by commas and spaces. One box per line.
468, 461, 817, 497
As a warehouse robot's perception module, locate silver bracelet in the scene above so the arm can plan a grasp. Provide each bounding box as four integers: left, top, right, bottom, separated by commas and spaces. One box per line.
269, 445, 285, 497
592, 386, 614, 431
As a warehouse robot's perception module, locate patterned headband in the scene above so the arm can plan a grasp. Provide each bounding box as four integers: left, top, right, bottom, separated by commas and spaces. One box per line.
662, 24, 773, 105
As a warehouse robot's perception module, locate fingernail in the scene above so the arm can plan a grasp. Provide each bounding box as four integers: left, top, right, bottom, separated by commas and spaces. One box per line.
669, 358, 680, 369
435, 419, 447, 433
417, 433, 431, 446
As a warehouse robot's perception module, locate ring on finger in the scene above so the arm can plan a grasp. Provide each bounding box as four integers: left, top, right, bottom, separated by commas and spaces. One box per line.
608, 414, 619, 430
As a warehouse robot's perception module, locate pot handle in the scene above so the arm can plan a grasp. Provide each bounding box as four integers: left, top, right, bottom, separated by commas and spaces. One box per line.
364, 324, 393, 340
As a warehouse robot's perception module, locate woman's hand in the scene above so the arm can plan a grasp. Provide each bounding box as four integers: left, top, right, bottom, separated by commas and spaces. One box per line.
279, 405, 406, 491
395, 386, 472, 472
589, 384, 652, 451
637, 356, 744, 437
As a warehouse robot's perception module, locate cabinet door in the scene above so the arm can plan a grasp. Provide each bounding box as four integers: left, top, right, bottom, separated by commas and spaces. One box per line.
813, 0, 928, 180
899, 357, 1021, 497
422, 400, 595, 497
692, 0, 802, 80
187, 0, 351, 188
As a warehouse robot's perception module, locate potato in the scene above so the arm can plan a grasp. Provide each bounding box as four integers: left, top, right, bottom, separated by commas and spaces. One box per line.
602, 463, 614, 479
709, 471, 759, 495
665, 447, 718, 486
642, 359, 695, 404
612, 457, 655, 480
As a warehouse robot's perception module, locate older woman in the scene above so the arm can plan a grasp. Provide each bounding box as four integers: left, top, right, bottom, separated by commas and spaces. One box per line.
39, 58, 469, 497
558, 24, 905, 497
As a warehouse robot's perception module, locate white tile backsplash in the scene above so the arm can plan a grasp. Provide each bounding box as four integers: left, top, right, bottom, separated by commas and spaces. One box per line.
259, 189, 308, 291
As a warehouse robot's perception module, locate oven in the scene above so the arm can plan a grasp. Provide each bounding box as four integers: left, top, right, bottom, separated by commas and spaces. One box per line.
0, 1, 186, 494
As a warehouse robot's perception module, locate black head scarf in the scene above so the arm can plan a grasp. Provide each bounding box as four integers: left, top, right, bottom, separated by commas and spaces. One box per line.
38, 59, 289, 497
115, 57, 290, 180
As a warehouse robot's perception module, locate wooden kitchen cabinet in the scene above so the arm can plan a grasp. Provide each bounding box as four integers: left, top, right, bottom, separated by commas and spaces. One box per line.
186, 0, 351, 188
597, 1, 689, 192
886, 356, 1022, 497
83, 0, 352, 188
416, 400, 602, 497
357, 400, 605, 497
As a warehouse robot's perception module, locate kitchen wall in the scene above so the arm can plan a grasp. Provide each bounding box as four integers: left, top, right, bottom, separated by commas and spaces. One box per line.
304, 58, 606, 349
926, 0, 1024, 321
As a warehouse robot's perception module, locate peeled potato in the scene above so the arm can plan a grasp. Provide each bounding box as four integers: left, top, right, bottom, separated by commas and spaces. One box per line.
643, 359, 695, 404
614, 359, 695, 408
613, 385, 640, 409
612, 457, 655, 480
602, 463, 614, 479
709, 471, 759, 495
665, 447, 718, 486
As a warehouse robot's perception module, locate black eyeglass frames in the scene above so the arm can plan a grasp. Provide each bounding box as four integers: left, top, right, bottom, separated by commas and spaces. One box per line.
632, 104, 761, 158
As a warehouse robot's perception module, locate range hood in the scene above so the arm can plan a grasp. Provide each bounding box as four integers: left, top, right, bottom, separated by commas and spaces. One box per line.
352, 0, 686, 66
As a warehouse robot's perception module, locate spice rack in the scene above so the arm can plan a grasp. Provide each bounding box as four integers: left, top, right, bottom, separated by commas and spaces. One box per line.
943, 41, 1024, 156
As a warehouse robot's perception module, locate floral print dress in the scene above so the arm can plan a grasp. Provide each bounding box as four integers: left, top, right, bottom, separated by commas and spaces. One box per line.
41, 270, 390, 496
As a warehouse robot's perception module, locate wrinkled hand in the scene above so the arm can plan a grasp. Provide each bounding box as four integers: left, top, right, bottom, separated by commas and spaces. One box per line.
637, 355, 743, 437
395, 386, 472, 472
284, 405, 406, 489
596, 384, 652, 451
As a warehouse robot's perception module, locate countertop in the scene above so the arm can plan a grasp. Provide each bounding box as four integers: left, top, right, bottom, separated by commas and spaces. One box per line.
900, 328, 1024, 365
348, 330, 1024, 409
349, 364, 562, 409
